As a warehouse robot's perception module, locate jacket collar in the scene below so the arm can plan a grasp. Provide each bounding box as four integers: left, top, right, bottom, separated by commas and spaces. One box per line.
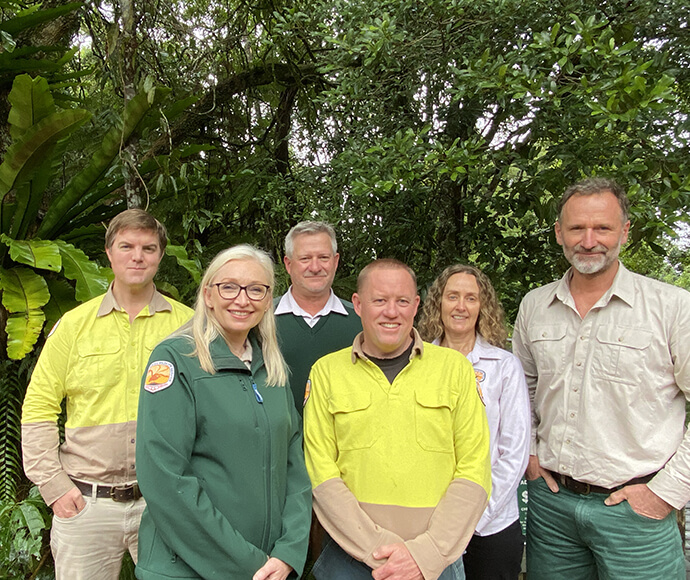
209, 331, 265, 373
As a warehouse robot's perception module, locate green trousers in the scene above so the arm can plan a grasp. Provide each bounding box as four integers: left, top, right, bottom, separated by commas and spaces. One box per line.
526, 477, 685, 580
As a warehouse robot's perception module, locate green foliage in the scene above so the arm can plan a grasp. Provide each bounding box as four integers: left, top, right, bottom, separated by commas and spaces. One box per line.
0, 1, 84, 88
0, 486, 53, 579
0, 73, 193, 360
0, 359, 27, 503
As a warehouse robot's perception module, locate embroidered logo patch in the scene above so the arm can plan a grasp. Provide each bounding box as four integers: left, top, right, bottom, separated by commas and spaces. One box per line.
474, 369, 486, 406
303, 379, 311, 407
144, 361, 175, 393
476, 383, 486, 406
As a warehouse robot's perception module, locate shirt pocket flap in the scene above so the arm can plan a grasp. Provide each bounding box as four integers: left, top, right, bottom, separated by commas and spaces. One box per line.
527, 325, 568, 343
77, 335, 121, 357
328, 392, 372, 414
595, 327, 652, 350
415, 389, 451, 410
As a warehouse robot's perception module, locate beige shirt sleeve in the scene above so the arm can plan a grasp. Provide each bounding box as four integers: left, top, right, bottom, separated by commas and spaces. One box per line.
405, 479, 488, 580
313, 477, 405, 569
22, 422, 76, 505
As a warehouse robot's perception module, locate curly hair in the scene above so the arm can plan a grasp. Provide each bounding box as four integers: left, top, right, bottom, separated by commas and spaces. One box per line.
418, 264, 508, 348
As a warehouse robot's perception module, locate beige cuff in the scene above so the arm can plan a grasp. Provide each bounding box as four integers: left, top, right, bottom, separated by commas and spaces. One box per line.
405, 479, 488, 580
39, 471, 77, 506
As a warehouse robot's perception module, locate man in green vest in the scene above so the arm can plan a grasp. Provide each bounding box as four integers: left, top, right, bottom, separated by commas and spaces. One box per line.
275, 221, 362, 414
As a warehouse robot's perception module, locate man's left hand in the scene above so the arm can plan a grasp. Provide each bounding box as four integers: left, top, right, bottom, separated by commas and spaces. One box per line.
371, 543, 423, 580
604, 483, 673, 520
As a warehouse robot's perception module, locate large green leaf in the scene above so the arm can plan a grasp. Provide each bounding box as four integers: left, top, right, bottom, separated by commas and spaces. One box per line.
165, 244, 201, 283
7, 74, 55, 138
0, 235, 61, 272
0, 266, 50, 313
5, 311, 45, 360
9, 143, 55, 240
0, 267, 50, 360
55, 240, 110, 301
0, 109, 90, 201
36, 86, 170, 240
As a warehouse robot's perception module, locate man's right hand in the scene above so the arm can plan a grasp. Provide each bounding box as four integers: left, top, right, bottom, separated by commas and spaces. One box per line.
371, 543, 423, 580
526, 454, 559, 493
51, 487, 86, 518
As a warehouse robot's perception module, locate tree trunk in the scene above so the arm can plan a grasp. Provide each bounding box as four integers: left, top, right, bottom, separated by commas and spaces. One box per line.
117, 0, 142, 208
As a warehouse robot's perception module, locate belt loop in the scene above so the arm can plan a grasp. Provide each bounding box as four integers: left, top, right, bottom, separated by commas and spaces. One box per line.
90, 482, 98, 504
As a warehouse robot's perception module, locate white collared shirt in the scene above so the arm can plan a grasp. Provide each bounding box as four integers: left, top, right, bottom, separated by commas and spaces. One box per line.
433, 335, 530, 535
275, 287, 349, 327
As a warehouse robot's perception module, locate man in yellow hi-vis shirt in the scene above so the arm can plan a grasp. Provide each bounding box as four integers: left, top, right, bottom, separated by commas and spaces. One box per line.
304, 259, 491, 580
21, 209, 193, 580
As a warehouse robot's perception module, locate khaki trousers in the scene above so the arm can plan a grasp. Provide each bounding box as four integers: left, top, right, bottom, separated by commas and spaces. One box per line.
51, 490, 145, 580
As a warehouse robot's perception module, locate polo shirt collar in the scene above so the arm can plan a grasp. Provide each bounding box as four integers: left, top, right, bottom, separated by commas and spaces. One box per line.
351, 328, 424, 364
97, 284, 173, 317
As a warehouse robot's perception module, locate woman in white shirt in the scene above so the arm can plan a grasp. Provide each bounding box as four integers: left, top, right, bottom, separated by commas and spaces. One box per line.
419, 264, 530, 580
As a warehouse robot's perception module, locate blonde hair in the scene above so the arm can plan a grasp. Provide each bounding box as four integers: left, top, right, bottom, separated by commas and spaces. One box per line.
179, 244, 287, 386
419, 264, 508, 348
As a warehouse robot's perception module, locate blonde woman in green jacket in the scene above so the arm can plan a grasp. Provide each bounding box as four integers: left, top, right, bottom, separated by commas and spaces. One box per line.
136, 245, 312, 580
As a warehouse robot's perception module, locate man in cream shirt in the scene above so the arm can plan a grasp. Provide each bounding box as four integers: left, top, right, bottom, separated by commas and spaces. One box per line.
513, 177, 690, 579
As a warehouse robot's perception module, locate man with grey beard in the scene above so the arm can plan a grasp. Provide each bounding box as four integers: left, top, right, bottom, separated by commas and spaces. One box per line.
513, 177, 690, 580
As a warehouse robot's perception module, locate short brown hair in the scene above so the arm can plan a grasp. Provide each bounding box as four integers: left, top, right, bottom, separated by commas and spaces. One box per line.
105, 209, 167, 253
558, 177, 630, 223
357, 259, 417, 293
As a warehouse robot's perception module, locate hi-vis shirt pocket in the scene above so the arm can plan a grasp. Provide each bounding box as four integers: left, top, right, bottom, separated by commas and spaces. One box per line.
414, 389, 453, 453
75, 335, 122, 389
329, 392, 377, 451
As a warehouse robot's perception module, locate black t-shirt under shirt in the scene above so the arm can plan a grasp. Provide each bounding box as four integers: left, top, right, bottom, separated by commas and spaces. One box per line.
366, 342, 414, 384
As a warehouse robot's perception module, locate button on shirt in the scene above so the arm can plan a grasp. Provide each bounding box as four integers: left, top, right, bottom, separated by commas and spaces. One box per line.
434, 335, 530, 535
275, 287, 348, 327
512, 263, 690, 509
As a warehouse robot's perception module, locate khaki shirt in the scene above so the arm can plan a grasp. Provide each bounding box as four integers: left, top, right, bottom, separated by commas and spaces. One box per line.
22, 287, 193, 505
513, 263, 690, 509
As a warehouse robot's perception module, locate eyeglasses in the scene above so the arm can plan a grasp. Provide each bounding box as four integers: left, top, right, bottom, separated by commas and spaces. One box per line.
212, 283, 270, 301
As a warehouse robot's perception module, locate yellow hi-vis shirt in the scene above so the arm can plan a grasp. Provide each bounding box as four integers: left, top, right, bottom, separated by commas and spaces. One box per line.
304, 330, 491, 580
21, 287, 193, 505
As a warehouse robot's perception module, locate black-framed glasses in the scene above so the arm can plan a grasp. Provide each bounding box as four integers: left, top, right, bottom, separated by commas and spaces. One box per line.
212, 282, 270, 301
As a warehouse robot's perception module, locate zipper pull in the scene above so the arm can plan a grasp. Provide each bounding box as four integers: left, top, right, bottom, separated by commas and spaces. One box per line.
252, 382, 263, 404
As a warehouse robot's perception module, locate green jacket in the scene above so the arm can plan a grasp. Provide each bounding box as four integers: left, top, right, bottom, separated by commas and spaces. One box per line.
135, 333, 311, 579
